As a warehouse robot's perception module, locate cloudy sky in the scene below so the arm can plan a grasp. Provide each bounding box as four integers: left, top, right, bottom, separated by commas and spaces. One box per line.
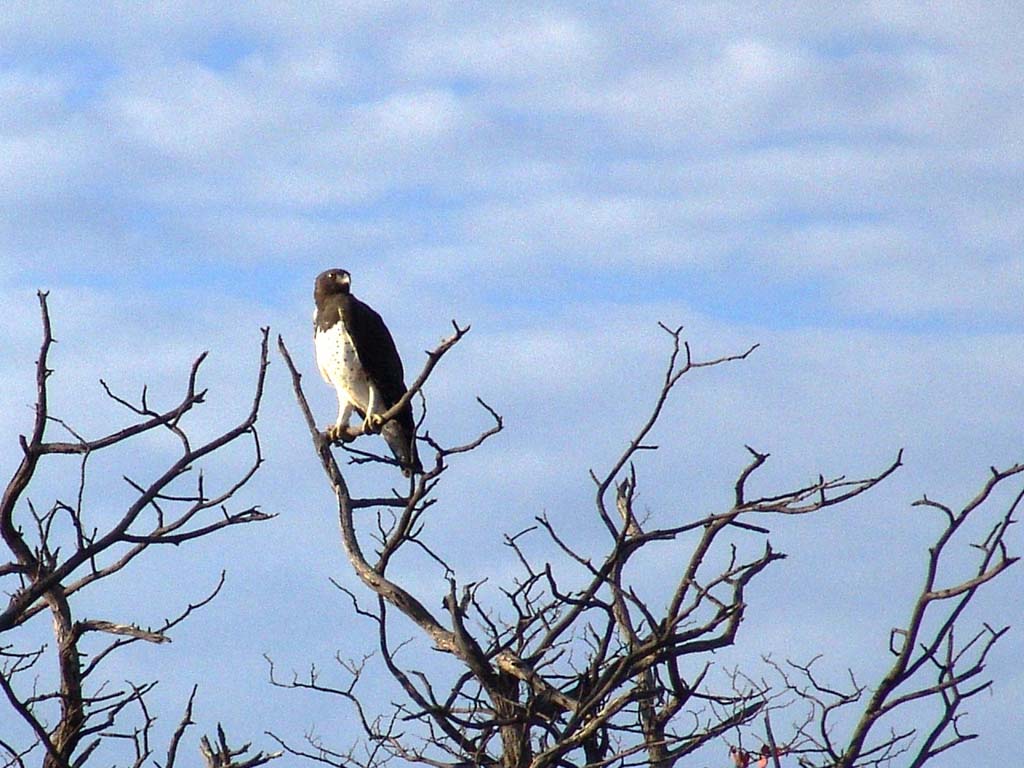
1, 2, 1022, 766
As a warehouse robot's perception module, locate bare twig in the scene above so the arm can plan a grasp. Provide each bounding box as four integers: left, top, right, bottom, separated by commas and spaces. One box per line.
0, 297, 273, 766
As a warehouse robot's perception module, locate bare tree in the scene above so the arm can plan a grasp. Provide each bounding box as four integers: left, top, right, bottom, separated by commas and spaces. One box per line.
277, 322, 1018, 768
0, 293, 277, 768
7, 292, 1011, 768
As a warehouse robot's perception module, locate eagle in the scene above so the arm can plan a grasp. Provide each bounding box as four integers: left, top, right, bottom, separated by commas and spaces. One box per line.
314, 269, 422, 476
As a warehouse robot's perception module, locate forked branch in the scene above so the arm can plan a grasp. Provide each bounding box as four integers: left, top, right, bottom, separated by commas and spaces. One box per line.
0, 294, 275, 767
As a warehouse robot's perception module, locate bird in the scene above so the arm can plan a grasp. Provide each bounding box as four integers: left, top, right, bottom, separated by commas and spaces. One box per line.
313, 268, 422, 476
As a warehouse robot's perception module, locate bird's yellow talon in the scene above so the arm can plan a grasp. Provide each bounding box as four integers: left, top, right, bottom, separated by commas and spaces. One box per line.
325, 425, 357, 443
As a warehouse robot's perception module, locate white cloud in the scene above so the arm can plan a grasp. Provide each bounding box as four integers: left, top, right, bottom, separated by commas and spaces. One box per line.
2, 2, 1020, 326
0, 67, 106, 205
396, 12, 603, 82
108, 64, 261, 162
0, 69, 70, 133
838, 257, 1024, 320
344, 88, 479, 161
459, 194, 724, 266
96, 58, 479, 207
237, 46, 351, 90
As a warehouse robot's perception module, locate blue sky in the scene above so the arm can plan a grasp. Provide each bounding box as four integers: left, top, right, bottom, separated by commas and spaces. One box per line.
1, 2, 1022, 766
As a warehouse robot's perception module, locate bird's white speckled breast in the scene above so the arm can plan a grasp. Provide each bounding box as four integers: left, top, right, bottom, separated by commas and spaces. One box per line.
315, 318, 371, 411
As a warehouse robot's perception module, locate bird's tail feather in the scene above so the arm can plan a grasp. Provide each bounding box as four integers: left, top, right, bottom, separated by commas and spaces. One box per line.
381, 420, 422, 477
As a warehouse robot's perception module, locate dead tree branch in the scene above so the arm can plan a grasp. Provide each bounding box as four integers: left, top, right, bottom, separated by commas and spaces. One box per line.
0, 293, 275, 767
281, 320, 1016, 768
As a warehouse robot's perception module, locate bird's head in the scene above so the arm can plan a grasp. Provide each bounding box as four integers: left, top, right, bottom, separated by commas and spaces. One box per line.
314, 269, 352, 300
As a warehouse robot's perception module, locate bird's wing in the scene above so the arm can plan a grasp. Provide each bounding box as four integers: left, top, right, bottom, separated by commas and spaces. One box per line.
345, 296, 409, 409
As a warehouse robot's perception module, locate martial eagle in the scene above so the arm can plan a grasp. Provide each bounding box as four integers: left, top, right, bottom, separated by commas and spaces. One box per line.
313, 269, 422, 476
